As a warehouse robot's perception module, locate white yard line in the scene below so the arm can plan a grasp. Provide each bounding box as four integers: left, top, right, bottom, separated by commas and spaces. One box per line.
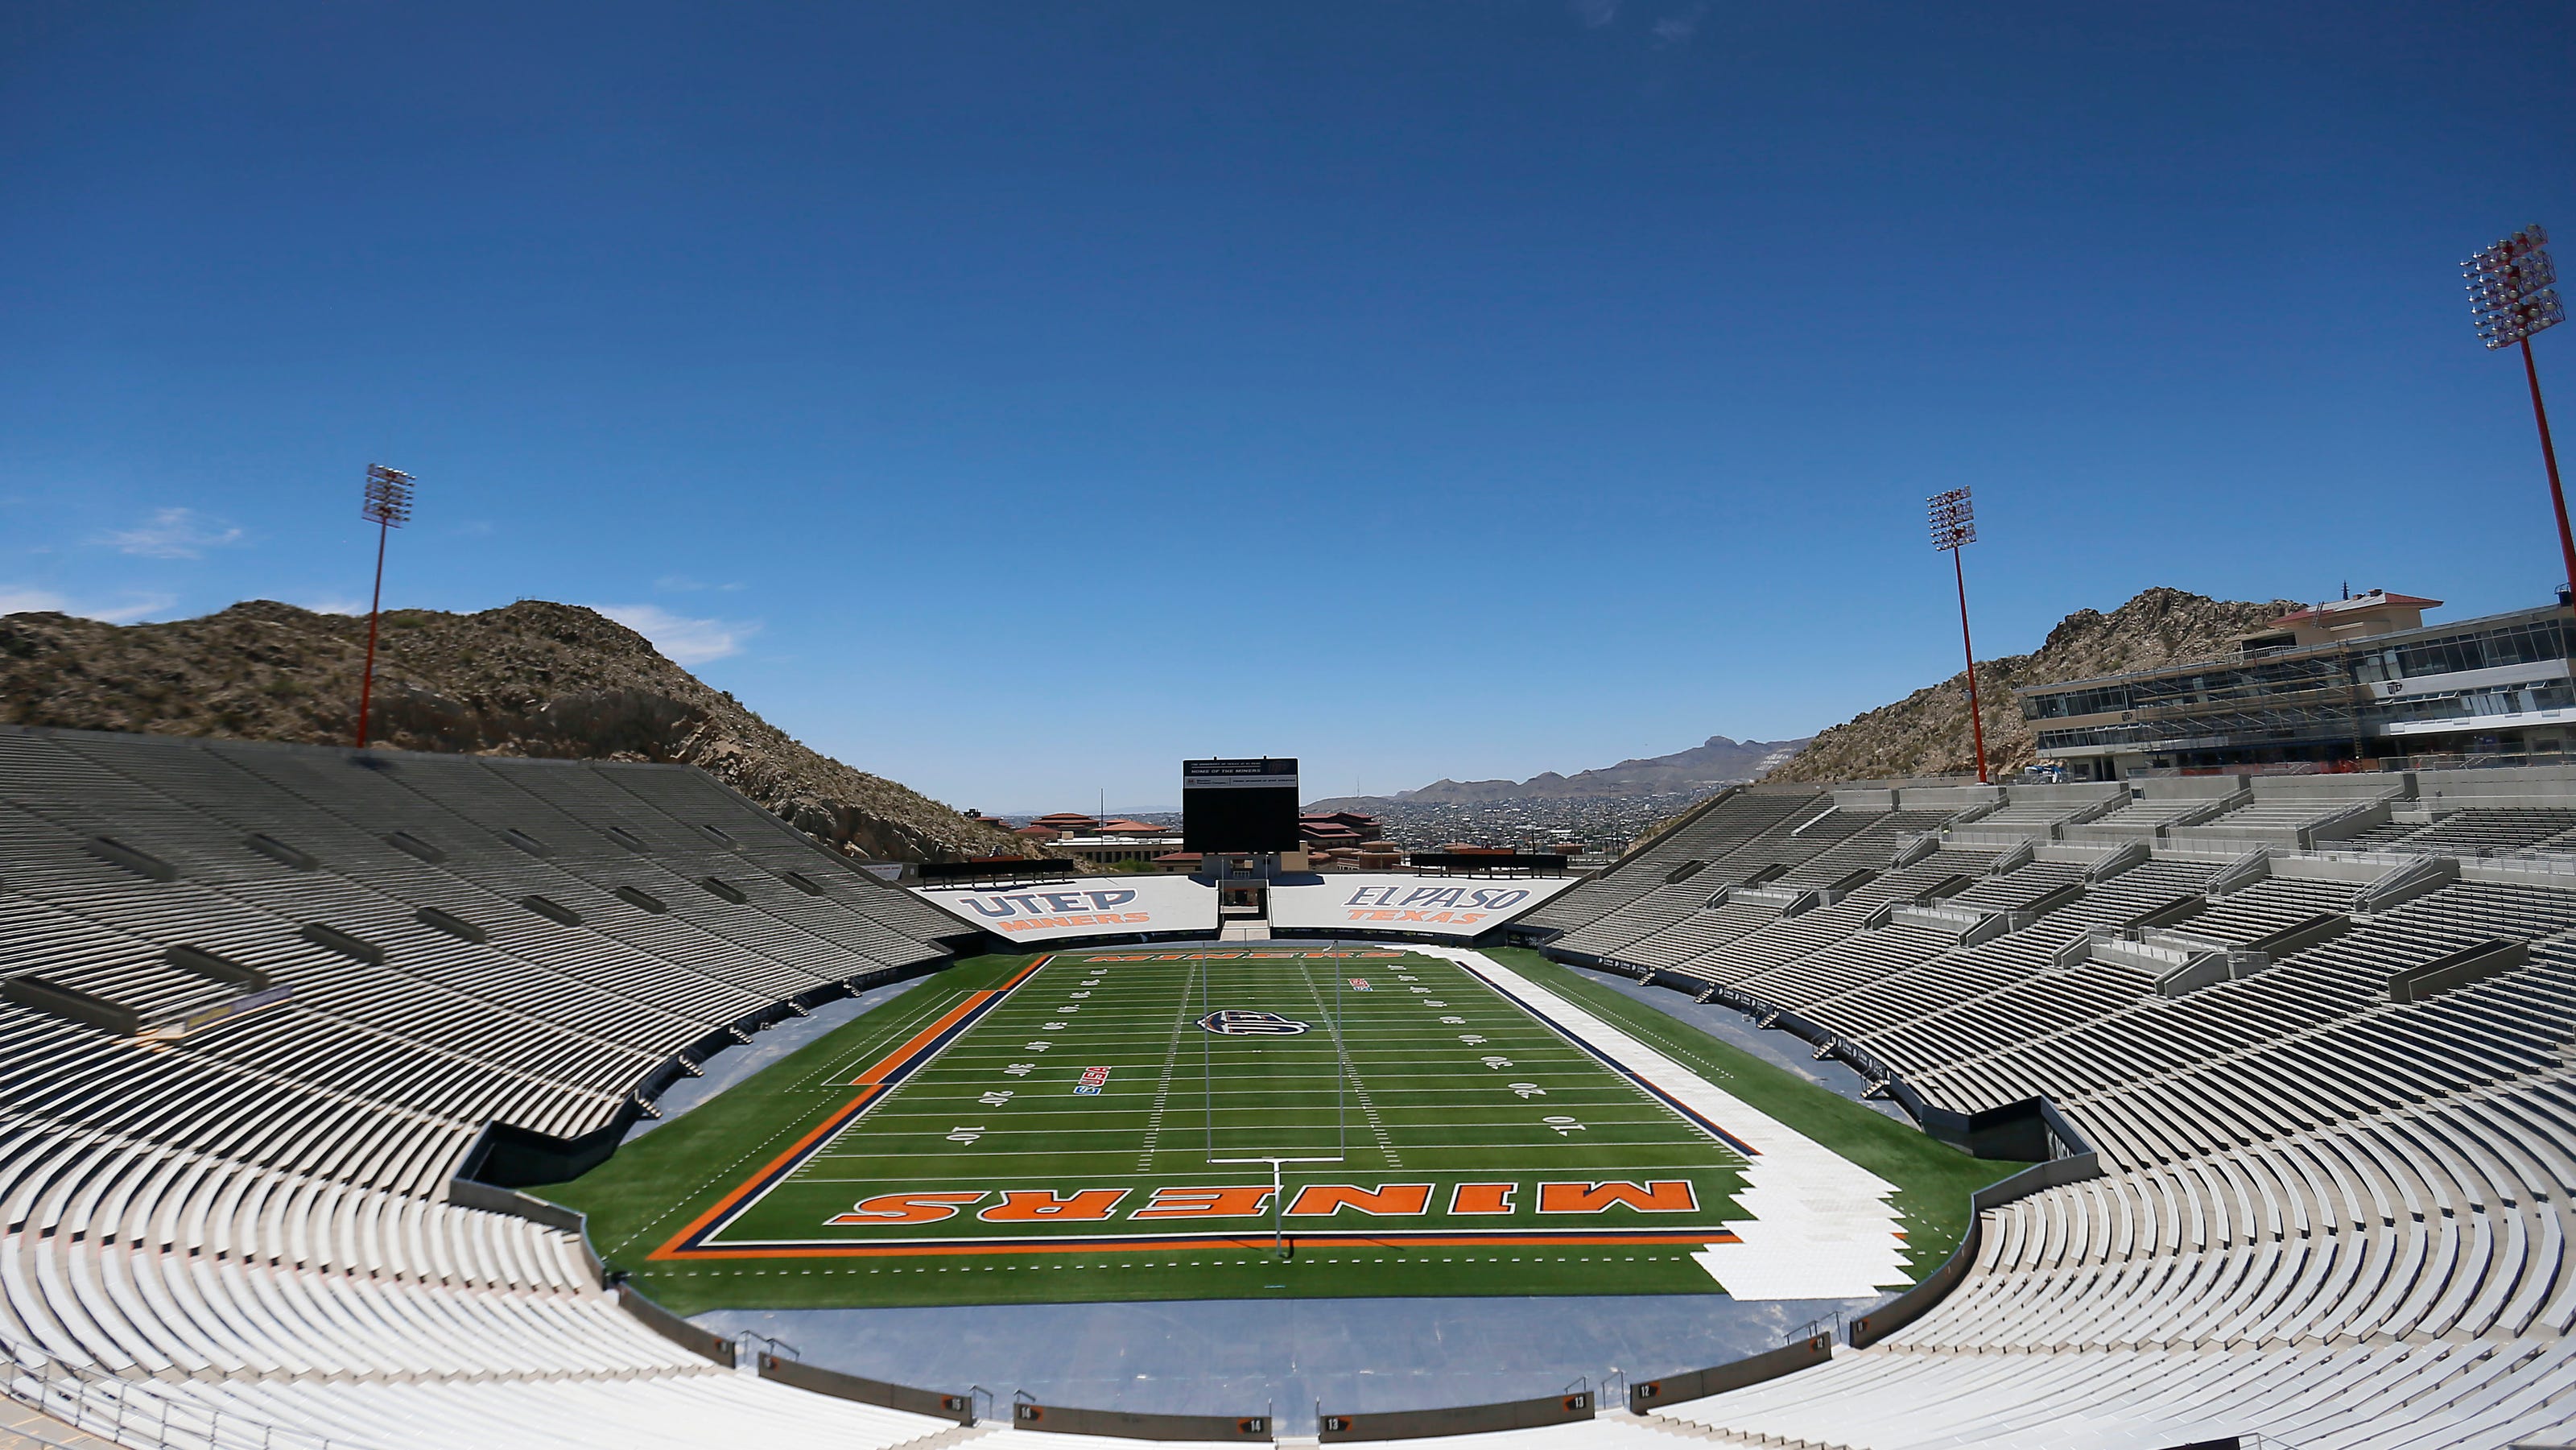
1426, 946, 1915, 1300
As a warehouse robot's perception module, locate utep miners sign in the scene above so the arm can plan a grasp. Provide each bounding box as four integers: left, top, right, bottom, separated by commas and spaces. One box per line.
1265, 874, 1582, 938
914, 874, 1219, 943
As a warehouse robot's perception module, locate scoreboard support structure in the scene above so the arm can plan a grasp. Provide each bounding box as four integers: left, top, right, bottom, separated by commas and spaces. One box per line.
1183, 758, 1301, 923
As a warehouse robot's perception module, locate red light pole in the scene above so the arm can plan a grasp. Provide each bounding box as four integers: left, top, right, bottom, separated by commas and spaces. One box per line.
1929, 487, 1989, 784
2464, 225, 2572, 601
355, 464, 415, 749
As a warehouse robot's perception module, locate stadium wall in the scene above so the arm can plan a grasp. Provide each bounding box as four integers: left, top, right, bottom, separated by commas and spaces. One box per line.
1013, 1402, 1275, 1441
1625, 1333, 1833, 1415
759, 1353, 977, 1425
1319, 1387, 1595, 1442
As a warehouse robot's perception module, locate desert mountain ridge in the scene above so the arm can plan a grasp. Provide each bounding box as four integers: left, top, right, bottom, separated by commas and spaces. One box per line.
0, 599, 1026, 862
1764, 586, 2307, 783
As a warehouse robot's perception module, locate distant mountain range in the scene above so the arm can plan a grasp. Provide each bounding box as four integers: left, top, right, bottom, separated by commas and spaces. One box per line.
1311, 735, 1810, 809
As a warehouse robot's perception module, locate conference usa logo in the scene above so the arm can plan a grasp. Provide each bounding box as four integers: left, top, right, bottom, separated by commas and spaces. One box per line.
1197, 1010, 1311, 1035
1073, 1065, 1113, 1095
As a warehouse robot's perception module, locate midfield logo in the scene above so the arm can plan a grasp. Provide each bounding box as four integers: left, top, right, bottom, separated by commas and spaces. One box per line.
1074, 1065, 1113, 1095
1196, 1009, 1311, 1035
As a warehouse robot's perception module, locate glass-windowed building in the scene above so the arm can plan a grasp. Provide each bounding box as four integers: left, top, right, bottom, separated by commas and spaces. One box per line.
2019, 591, 2576, 779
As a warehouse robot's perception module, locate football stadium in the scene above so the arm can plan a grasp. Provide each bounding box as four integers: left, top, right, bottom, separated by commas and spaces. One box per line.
16, 715, 2576, 1447
15, 8, 2576, 1450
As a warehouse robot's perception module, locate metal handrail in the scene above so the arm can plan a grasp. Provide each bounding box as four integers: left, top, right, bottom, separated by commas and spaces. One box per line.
3, 1338, 355, 1450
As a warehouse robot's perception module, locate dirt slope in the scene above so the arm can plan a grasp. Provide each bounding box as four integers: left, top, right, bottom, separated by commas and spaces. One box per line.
0, 599, 1024, 862
1765, 587, 2303, 783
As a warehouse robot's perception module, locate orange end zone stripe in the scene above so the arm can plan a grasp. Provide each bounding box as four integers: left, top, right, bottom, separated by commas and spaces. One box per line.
650, 956, 1055, 1259
654, 1229, 1741, 1261
851, 989, 997, 1085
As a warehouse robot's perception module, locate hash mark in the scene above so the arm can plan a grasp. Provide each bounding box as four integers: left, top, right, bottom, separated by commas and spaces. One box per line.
1136, 987, 1195, 1170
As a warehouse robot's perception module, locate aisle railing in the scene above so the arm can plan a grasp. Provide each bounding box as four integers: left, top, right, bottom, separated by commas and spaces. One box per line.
3, 1340, 353, 1450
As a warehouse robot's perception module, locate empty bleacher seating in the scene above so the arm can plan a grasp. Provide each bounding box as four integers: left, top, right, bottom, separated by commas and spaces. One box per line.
1528, 769, 2576, 1448
19, 733, 2576, 1448
0, 726, 968, 1450
1517, 787, 1827, 937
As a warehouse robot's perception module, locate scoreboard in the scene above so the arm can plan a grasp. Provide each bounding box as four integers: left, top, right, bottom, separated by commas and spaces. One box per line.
1181, 758, 1299, 853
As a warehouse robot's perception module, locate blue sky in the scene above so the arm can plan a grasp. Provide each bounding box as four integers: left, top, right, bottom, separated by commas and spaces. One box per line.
3, 3, 2572, 811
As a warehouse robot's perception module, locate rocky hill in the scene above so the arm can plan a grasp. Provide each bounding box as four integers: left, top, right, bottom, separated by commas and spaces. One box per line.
0, 600, 1026, 862
1765, 587, 2304, 783
1362, 734, 1811, 806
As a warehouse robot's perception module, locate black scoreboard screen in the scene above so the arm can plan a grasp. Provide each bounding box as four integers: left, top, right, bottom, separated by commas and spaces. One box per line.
1181, 758, 1300, 853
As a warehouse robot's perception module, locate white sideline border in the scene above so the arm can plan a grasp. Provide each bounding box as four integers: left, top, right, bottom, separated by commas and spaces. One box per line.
1427, 947, 1914, 1300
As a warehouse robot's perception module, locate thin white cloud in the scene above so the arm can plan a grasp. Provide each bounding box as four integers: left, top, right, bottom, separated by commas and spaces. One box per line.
299, 595, 371, 617
100, 507, 246, 560
87, 593, 177, 624
0, 585, 176, 623
654, 574, 749, 593
0, 586, 68, 614
593, 603, 758, 666
1571, 0, 1620, 26
1652, 2, 1707, 43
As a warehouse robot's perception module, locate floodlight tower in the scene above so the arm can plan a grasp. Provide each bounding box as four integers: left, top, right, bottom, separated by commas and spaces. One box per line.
2464, 225, 2573, 603
354, 464, 415, 749
1928, 488, 1989, 784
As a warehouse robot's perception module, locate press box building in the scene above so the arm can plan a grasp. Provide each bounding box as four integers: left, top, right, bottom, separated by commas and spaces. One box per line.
2021, 590, 2576, 778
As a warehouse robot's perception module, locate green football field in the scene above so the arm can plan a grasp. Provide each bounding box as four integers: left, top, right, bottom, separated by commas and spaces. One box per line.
539, 946, 2027, 1311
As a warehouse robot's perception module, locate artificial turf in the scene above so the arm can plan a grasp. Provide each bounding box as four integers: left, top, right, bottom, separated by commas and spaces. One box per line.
535, 944, 2029, 1312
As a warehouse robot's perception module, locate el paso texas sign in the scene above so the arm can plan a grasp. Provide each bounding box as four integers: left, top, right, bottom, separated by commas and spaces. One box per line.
1265, 874, 1579, 938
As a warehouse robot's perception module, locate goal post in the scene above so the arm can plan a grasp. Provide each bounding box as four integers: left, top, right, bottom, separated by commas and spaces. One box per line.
1195, 955, 1347, 1254
1203, 1153, 1347, 1259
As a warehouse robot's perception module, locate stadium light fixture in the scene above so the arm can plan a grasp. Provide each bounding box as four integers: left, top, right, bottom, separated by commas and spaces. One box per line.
1928, 488, 1990, 784
2464, 225, 2574, 605
355, 464, 415, 749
